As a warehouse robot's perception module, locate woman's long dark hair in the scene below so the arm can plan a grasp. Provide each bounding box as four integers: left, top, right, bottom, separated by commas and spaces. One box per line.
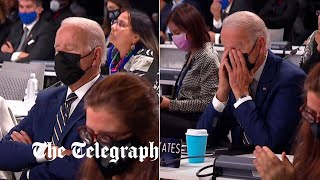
78, 73, 159, 180
126, 9, 159, 59
293, 64, 320, 179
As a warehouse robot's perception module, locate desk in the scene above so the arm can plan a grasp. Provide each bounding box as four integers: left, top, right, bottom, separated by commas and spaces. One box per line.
160, 43, 304, 86
6, 100, 33, 118
44, 71, 56, 77
160, 154, 293, 180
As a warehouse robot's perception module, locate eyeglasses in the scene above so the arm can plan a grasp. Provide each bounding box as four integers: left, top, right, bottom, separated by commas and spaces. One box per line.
111, 19, 130, 29
299, 104, 320, 123
78, 126, 131, 146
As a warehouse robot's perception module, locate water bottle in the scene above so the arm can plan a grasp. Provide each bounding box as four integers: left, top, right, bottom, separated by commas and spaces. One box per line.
25, 73, 38, 102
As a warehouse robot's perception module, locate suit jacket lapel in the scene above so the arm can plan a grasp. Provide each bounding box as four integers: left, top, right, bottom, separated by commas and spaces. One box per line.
22, 18, 41, 50
255, 51, 279, 108
44, 88, 67, 141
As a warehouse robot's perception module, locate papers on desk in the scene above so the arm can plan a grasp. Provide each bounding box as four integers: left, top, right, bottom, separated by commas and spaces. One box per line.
5, 100, 34, 117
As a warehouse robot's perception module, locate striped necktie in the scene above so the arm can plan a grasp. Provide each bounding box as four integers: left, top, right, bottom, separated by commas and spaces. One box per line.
52, 92, 78, 145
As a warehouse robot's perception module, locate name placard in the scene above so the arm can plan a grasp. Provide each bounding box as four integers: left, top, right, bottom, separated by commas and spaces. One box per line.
160, 138, 182, 168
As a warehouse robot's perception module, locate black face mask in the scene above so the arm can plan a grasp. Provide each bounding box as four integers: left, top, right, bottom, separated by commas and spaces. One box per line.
95, 136, 140, 178
54, 50, 94, 86
242, 38, 260, 71
108, 9, 121, 22
310, 123, 320, 139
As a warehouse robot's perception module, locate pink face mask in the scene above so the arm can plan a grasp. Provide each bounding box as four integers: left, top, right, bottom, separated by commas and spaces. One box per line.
172, 33, 191, 51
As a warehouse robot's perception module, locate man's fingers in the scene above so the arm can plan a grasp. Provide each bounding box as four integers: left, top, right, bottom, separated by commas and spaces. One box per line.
7, 41, 13, 49
20, 130, 32, 144
236, 50, 247, 71
228, 50, 237, 69
224, 59, 232, 80
11, 131, 28, 144
221, 49, 229, 63
11, 132, 21, 142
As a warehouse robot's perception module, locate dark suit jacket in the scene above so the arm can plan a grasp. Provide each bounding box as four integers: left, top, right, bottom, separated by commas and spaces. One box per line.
43, 8, 75, 32
211, 0, 254, 33
258, 0, 298, 41
0, 76, 103, 179
0, 16, 55, 63
0, 19, 11, 46
197, 51, 306, 153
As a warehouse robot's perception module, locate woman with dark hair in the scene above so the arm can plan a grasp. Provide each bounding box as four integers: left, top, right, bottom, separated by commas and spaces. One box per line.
300, 14, 320, 74
78, 73, 158, 180
253, 64, 320, 180
160, 3, 220, 140
104, 9, 159, 87
101, 0, 131, 40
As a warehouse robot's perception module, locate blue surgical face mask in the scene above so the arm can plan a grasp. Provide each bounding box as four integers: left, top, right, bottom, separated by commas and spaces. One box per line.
19, 12, 38, 25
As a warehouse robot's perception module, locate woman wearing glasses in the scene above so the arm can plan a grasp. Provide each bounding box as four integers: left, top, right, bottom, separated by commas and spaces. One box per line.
103, 9, 159, 88
300, 12, 320, 74
78, 73, 158, 180
253, 64, 320, 180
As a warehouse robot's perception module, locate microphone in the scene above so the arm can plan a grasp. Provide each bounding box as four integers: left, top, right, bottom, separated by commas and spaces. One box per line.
283, 45, 302, 60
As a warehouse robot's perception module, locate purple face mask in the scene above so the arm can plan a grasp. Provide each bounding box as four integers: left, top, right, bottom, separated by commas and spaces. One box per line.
172, 33, 191, 51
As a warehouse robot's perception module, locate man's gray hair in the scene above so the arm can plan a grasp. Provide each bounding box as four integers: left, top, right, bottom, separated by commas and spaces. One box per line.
61, 17, 106, 63
223, 11, 270, 49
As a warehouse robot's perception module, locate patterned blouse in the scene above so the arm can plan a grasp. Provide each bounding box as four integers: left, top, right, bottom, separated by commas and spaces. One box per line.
169, 42, 220, 112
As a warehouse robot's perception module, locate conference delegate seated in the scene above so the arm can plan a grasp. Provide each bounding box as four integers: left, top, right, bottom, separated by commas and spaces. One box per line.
160, 4, 219, 140
300, 14, 320, 74
197, 11, 306, 153
0, 0, 55, 63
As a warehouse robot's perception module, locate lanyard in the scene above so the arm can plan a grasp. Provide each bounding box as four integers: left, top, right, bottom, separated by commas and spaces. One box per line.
107, 45, 140, 75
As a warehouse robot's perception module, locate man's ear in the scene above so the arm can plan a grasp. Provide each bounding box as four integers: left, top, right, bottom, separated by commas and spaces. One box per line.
36, 6, 44, 15
92, 47, 102, 67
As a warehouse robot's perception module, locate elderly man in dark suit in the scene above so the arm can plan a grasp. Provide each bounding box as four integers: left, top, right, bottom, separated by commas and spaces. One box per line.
0, 0, 55, 63
0, 16, 106, 179
197, 11, 306, 153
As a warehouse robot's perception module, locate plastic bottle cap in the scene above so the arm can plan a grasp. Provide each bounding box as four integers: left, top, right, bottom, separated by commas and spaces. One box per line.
185, 129, 208, 136
30, 73, 36, 78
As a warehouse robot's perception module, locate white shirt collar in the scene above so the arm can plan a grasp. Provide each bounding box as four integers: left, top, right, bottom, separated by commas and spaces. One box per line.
67, 75, 100, 101
253, 51, 268, 82
225, 1, 233, 14
66, 75, 100, 116
23, 17, 39, 34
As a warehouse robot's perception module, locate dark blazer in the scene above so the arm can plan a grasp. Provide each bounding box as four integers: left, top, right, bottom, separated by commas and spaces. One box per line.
258, 0, 298, 41
43, 8, 75, 32
0, 16, 55, 63
197, 51, 306, 153
211, 0, 254, 33
0, 76, 103, 179
0, 19, 11, 46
